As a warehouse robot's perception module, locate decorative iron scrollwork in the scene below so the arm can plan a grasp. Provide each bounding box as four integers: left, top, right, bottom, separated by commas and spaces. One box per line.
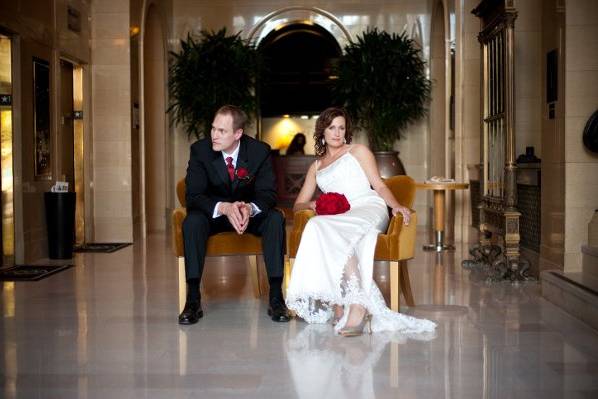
462, 238, 534, 283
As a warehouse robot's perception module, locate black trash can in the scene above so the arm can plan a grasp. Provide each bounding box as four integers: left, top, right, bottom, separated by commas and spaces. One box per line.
44, 192, 76, 259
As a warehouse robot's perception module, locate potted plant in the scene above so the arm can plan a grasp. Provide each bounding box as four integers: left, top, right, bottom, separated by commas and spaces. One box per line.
168, 28, 260, 139
333, 28, 431, 176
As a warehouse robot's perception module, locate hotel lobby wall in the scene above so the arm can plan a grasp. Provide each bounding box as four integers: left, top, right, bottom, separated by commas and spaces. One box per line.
514, 0, 544, 159
90, 0, 133, 242
453, 0, 482, 242
141, 1, 171, 235
171, 0, 434, 227
563, 0, 598, 272
130, 0, 142, 239
0, 0, 92, 262
429, 0, 448, 181
132, 0, 175, 237
526, 0, 598, 274
92, 0, 175, 242
540, 0, 566, 272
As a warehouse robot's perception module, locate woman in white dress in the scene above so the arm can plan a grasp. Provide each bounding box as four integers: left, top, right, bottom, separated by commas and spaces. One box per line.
285, 107, 436, 337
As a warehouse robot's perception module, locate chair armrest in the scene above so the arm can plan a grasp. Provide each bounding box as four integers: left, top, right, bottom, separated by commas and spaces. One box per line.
288, 209, 315, 258
396, 209, 417, 260
381, 209, 417, 260
172, 207, 187, 257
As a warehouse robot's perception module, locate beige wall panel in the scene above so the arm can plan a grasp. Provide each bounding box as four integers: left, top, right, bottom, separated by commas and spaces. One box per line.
55, 0, 91, 63
540, 0, 566, 272
563, 0, 598, 272
90, 0, 133, 243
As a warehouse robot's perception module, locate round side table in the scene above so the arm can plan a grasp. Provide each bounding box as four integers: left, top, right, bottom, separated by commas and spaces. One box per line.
416, 182, 469, 251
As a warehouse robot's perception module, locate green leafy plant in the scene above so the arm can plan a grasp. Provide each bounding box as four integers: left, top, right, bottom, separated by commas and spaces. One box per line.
168, 28, 260, 139
334, 28, 431, 151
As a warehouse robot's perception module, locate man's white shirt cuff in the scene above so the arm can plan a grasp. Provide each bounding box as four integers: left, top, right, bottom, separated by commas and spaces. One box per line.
213, 202, 222, 218
213, 202, 261, 218
250, 202, 261, 217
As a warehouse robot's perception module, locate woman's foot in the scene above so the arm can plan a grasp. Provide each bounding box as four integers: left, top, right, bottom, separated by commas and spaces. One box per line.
332, 305, 344, 326
339, 304, 372, 337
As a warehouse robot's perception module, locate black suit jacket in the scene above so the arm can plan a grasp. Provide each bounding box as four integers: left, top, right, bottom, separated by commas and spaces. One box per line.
185, 134, 277, 217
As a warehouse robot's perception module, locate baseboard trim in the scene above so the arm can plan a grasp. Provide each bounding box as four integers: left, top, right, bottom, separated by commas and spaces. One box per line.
548, 271, 598, 297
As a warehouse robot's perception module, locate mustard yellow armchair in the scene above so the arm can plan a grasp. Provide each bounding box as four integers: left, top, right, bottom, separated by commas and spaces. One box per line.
287, 175, 418, 312
172, 179, 268, 310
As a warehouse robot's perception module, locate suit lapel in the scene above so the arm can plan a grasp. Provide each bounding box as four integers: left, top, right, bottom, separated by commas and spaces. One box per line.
211, 152, 231, 192
232, 137, 248, 192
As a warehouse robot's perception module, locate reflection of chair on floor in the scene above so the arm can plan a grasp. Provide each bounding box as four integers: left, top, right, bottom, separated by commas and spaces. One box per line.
171, 178, 266, 310
286, 175, 418, 311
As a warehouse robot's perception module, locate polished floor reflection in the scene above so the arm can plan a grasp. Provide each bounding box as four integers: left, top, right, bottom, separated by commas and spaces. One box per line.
2, 231, 598, 398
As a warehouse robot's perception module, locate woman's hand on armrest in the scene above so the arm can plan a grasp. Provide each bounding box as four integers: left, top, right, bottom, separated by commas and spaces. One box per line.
391, 205, 411, 225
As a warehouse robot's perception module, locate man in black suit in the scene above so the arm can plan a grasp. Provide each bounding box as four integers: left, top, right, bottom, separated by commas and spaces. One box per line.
179, 105, 290, 324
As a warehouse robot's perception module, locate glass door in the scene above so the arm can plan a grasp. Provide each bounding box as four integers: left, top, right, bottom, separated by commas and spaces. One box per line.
0, 33, 14, 267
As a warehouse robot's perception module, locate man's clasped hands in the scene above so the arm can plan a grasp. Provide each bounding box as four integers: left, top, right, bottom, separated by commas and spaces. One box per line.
218, 202, 253, 234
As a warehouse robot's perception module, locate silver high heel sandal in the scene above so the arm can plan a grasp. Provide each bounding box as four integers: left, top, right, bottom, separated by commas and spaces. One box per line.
339, 313, 372, 337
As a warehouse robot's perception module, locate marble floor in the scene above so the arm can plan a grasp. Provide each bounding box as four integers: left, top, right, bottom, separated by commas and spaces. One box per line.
2, 230, 598, 399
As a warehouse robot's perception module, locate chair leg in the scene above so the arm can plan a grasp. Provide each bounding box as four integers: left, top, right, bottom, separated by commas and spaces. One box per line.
248, 255, 262, 298
390, 341, 399, 388
390, 261, 401, 312
285, 258, 297, 317
178, 257, 186, 312
283, 256, 294, 297
400, 260, 415, 307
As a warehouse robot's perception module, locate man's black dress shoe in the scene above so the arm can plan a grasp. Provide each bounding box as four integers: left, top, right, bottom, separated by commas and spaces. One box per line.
268, 296, 291, 322
178, 301, 203, 325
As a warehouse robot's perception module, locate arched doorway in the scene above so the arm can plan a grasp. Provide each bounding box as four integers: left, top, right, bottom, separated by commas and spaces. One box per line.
142, 4, 167, 234
257, 21, 343, 206
249, 6, 350, 152
258, 22, 342, 117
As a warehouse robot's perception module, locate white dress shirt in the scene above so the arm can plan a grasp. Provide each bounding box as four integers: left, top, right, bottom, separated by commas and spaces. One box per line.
212, 143, 261, 218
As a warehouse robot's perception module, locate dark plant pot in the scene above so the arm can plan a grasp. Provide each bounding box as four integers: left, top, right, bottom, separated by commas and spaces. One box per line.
374, 151, 406, 178
44, 192, 76, 259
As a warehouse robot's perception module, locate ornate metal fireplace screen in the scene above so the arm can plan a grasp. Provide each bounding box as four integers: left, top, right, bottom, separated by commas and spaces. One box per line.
484, 30, 505, 200
463, 1, 531, 281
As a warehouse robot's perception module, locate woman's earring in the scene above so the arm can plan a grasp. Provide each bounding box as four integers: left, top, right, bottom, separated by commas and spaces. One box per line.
321, 138, 326, 145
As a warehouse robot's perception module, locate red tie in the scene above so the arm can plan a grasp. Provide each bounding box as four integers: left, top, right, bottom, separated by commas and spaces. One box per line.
225, 156, 235, 181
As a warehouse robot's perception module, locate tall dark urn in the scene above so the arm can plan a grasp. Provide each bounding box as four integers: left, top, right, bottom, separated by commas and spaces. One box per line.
374, 151, 406, 178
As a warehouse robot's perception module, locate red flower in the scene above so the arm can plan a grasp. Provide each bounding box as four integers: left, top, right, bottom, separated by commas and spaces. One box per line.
315, 192, 351, 215
236, 167, 250, 180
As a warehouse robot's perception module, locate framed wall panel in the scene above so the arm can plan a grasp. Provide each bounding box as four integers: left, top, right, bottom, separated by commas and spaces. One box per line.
33, 57, 51, 180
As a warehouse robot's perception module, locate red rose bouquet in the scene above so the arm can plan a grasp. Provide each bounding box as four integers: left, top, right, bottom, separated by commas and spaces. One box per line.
315, 192, 351, 215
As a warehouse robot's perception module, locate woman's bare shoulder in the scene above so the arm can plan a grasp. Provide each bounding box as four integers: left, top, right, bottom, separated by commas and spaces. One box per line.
349, 143, 373, 157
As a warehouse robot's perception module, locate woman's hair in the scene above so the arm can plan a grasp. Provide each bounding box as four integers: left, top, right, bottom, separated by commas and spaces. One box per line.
313, 107, 352, 157
286, 133, 306, 155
